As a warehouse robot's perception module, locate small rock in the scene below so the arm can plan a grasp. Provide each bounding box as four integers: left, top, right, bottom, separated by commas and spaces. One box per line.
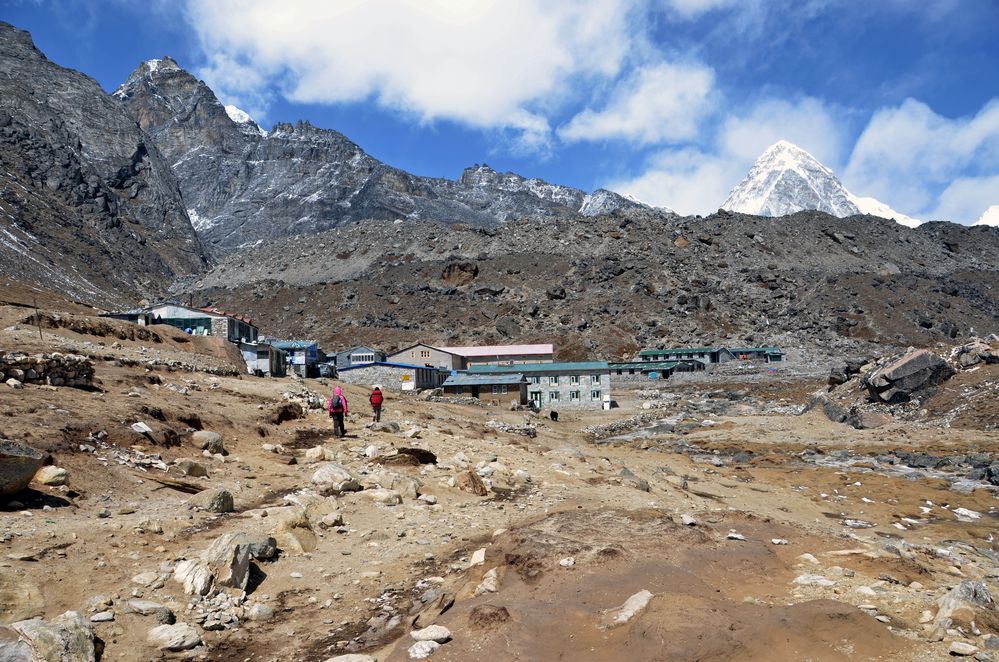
680, 514, 697, 526
408, 640, 441, 659
6, 378, 23, 389
469, 548, 486, 566
148, 623, 202, 651
559, 557, 575, 567
248, 603, 274, 622
602, 589, 654, 627
771, 538, 789, 545
191, 431, 226, 455
950, 642, 978, 656
410, 624, 451, 643
90, 610, 114, 623
34, 466, 69, 486
726, 532, 745, 541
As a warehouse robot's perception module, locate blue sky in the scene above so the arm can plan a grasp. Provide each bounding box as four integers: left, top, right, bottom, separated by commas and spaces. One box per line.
4, 0, 999, 224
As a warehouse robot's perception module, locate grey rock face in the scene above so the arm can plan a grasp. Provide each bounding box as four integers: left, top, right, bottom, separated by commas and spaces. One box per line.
862, 349, 955, 404
0, 23, 207, 305
114, 59, 649, 254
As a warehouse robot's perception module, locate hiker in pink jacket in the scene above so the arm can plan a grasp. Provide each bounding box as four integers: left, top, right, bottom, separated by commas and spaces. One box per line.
329, 386, 348, 437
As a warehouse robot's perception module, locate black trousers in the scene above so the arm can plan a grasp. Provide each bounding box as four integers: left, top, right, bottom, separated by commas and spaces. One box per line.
331, 413, 345, 437
372, 407, 382, 422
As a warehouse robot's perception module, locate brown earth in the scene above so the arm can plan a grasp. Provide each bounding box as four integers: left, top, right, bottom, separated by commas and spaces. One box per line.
1, 303, 997, 661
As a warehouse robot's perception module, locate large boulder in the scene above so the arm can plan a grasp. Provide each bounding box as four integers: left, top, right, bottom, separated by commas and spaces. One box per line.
147, 623, 202, 651
936, 580, 994, 627
311, 463, 361, 496
5, 611, 96, 662
191, 431, 226, 455
187, 487, 234, 513
203, 533, 251, 590
0, 439, 46, 496
862, 349, 955, 404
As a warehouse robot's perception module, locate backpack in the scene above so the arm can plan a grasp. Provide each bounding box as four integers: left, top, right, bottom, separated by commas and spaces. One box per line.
329, 395, 344, 414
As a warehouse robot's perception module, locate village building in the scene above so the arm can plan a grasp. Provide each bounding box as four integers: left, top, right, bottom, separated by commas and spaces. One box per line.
638, 347, 735, 364
239, 341, 287, 377
335, 346, 386, 371
465, 361, 611, 410
387, 343, 464, 371
442, 373, 528, 406
437, 344, 555, 367
728, 346, 786, 362
337, 361, 440, 391
105, 303, 259, 343
609, 359, 705, 382
271, 340, 320, 377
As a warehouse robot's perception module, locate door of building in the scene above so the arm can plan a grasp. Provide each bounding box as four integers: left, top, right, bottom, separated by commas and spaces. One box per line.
529, 391, 543, 408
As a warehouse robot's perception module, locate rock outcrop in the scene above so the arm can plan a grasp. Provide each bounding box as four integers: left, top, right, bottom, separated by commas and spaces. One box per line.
862, 349, 955, 404
0, 439, 46, 496
0, 22, 207, 305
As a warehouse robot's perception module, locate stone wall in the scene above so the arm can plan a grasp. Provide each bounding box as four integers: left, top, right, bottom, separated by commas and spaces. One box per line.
338, 364, 436, 391
0, 351, 94, 387
526, 373, 611, 410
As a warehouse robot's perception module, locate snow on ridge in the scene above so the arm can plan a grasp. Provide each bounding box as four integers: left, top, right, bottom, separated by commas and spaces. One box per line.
225, 105, 253, 124
975, 205, 999, 227
848, 194, 922, 228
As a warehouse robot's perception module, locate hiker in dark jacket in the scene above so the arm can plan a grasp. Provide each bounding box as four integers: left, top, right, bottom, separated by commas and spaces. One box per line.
369, 386, 384, 422
329, 386, 348, 437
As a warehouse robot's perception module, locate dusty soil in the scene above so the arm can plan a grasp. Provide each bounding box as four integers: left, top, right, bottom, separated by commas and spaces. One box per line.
1, 305, 997, 661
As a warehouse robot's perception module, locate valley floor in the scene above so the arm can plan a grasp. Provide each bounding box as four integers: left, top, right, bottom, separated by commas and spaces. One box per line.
1, 306, 998, 662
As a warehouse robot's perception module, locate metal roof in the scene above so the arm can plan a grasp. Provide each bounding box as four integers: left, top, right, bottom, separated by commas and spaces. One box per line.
466, 361, 608, 374
338, 361, 435, 372
728, 347, 785, 354
609, 361, 680, 371
443, 373, 526, 386
638, 347, 721, 356
272, 340, 318, 350
438, 344, 554, 357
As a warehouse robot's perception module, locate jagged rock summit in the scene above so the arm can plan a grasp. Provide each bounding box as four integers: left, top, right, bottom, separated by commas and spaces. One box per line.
114, 57, 650, 254
722, 140, 920, 227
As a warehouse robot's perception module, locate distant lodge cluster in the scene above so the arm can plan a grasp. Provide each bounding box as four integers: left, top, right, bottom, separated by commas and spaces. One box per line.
103, 302, 784, 411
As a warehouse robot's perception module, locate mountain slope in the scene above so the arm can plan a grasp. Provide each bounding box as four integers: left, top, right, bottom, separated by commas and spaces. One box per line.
0, 24, 207, 305
722, 141, 921, 227
114, 59, 649, 254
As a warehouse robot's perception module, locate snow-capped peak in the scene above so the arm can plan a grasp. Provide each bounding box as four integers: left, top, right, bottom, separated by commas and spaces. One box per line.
975, 205, 999, 227
722, 140, 859, 218
722, 139, 921, 227
224, 105, 267, 137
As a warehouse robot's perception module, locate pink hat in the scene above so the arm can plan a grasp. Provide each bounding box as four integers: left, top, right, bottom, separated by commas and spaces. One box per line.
334, 386, 342, 395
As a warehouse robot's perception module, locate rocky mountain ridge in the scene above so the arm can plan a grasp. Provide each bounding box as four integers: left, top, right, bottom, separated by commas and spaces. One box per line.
0, 23, 208, 305
114, 58, 651, 254
179, 208, 999, 360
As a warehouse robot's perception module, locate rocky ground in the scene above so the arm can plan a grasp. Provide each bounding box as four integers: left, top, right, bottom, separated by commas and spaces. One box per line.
178, 211, 999, 362
2, 304, 999, 661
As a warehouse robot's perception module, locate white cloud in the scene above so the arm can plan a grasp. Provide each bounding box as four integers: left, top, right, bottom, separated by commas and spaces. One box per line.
184, 0, 639, 148
608, 96, 846, 214
930, 174, 999, 224
844, 98, 999, 222
660, 0, 741, 19
557, 61, 715, 145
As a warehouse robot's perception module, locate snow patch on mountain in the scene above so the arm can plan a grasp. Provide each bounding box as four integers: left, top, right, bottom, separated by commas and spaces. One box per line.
224, 105, 267, 136
975, 205, 999, 227
847, 194, 922, 228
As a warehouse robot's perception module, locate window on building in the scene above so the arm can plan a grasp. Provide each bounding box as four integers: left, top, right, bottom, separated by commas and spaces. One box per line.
491, 385, 508, 394
591, 390, 602, 400
549, 391, 560, 401
569, 390, 580, 401
352, 353, 374, 363
615, 369, 622, 375
570, 375, 580, 385
549, 375, 559, 385
591, 374, 601, 383
420, 350, 431, 358
531, 376, 541, 385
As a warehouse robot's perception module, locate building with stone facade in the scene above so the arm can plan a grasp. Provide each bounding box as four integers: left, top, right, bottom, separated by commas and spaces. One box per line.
442, 373, 528, 406
134, 303, 258, 343
239, 341, 287, 377
609, 359, 705, 383
336, 346, 386, 371
387, 343, 464, 371
337, 361, 441, 391
638, 347, 734, 364
465, 361, 610, 410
